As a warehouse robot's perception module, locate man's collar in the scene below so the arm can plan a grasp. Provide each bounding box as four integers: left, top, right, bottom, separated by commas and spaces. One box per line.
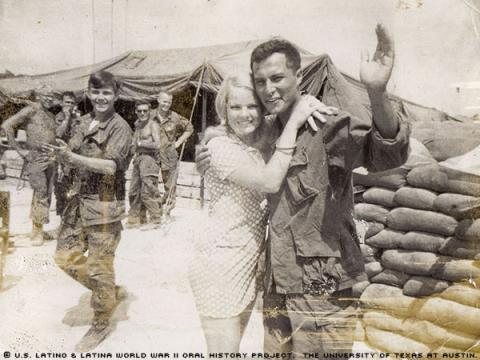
96, 112, 117, 129
155, 110, 171, 124
85, 112, 116, 135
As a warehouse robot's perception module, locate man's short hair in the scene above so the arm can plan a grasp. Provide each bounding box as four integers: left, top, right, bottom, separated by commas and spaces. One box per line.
88, 71, 120, 94
135, 100, 151, 109
250, 38, 301, 71
62, 91, 76, 100
157, 89, 173, 98
34, 85, 54, 97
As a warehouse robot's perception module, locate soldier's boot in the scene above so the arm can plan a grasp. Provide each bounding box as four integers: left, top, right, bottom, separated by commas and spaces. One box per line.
115, 285, 128, 302
31, 222, 44, 246
75, 287, 127, 352
139, 206, 148, 224
75, 311, 113, 352
125, 217, 141, 229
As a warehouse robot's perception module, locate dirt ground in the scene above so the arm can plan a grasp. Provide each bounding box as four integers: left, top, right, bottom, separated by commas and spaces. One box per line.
0, 178, 370, 356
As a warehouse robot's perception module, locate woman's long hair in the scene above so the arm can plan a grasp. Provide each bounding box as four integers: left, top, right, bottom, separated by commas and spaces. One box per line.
215, 72, 265, 135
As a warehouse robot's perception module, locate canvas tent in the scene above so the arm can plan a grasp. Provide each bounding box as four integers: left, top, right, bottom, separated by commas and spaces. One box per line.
0, 39, 468, 206
0, 38, 461, 157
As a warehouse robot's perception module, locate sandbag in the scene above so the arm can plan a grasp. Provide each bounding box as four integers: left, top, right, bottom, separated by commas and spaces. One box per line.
439, 237, 480, 259
365, 222, 385, 239
401, 231, 446, 253
363, 256, 377, 264
363, 311, 480, 352
441, 160, 480, 184
362, 283, 480, 336
455, 219, 480, 243
431, 258, 480, 282
404, 137, 438, 168
354, 203, 390, 224
411, 121, 480, 161
352, 280, 370, 297
381, 249, 439, 276
360, 244, 379, 257
382, 249, 480, 281
363, 187, 397, 208
387, 207, 458, 236
406, 164, 448, 192
394, 186, 438, 211
416, 297, 480, 336
365, 229, 405, 249
365, 326, 430, 353
402, 276, 449, 297
354, 138, 437, 191
434, 193, 480, 219
439, 284, 480, 308
371, 269, 410, 287
365, 261, 383, 279
446, 179, 480, 197
366, 230, 446, 253
353, 167, 409, 190
360, 284, 420, 318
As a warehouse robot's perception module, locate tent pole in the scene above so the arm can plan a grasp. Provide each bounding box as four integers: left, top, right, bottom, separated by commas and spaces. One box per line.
200, 90, 207, 208
164, 64, 206, 212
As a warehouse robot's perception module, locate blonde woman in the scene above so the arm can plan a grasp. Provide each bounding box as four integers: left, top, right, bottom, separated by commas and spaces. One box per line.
189, 73, 325, 352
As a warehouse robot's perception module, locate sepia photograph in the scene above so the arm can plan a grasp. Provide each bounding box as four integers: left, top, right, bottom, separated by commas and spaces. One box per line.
0, 0, 479, 357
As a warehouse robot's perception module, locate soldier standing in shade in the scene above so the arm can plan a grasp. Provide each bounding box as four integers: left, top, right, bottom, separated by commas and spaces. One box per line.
153, 90, 193, 217
126, 100, 163, 229
54, 91, 81, 218
46, 71, 132, 351
1, 86, 57, 246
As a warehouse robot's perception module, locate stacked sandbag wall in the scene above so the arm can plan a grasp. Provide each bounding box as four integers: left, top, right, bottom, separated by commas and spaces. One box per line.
353, 139, 480, 354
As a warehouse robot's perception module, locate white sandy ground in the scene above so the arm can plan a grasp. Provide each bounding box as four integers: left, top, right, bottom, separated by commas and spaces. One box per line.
0, 178, 372, 356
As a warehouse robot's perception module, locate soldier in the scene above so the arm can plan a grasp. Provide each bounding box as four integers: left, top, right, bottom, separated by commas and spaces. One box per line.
127, 100, 163, 229
54, 91, 81, 217
45, 71, 133, 351
153, 90, 193, 217
1, 86, 57, 246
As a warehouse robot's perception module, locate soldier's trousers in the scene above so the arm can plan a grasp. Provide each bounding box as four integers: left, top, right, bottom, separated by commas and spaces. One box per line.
55, 219, 122, 316
54, 168, 73, 216
161, 167, 178, 212
26, 151, 55, 225
263, 289, 359, 359
128, 154, 162, 223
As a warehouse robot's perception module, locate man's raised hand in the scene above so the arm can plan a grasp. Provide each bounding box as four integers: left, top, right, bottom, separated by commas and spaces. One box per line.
360, 24, 395, 92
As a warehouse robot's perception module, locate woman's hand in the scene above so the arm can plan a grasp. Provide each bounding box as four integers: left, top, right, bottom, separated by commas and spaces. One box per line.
287, 95, 338, 131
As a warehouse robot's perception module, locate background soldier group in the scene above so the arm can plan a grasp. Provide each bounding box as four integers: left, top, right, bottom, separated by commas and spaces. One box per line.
1, 84, 193, 244
0, 72, 193, 350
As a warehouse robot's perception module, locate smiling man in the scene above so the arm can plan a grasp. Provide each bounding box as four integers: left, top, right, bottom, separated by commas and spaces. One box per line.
46, 71, 133, 351
1, 86, 57, 246
154, 90, 193, 217
127, 100, 163, 229
251, 27, 410, 358
196, 25, 410, 358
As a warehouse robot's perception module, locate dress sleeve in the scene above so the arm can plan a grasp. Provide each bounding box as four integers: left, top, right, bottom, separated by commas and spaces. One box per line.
208, 137, 256, 181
